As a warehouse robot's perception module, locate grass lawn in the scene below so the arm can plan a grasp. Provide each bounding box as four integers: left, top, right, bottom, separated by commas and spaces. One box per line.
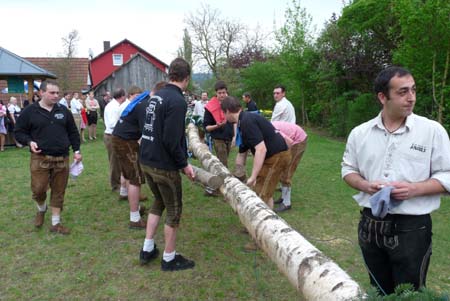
0, 125, 448, 300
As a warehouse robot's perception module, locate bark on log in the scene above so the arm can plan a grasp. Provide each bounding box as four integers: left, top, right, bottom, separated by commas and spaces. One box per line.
191, 165, 223, 190
187, 124, 231, 180
187, 124, 363, 300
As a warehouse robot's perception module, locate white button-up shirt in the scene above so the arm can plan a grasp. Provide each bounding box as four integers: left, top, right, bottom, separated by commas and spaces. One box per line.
342, 112, 450, 215
271, 97, 296, 123
193, 100, 207, 118
104, 99, 128, 134
70, 98, 83, 114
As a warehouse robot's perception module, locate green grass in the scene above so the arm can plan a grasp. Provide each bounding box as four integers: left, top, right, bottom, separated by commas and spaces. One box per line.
0, 125, 448, 300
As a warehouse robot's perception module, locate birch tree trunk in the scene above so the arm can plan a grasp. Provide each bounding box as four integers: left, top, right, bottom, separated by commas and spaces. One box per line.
191, 165, 223, 190
187, 124, 363, 300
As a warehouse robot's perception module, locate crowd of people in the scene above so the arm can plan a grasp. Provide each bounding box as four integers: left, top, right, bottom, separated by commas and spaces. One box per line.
10, 60, 450, 295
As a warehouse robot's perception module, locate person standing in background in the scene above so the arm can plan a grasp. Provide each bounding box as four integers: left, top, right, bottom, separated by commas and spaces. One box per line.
85, 91, 100, 140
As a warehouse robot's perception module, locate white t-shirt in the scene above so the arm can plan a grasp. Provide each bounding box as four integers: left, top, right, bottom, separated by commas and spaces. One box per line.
193, 100, 207, 117
70, 98, 83, 114
103, 99, 128, 134
8, 104, 21, 115
59, 98, 69, 108
271, 97, 296, 123
342, 112, 450, 215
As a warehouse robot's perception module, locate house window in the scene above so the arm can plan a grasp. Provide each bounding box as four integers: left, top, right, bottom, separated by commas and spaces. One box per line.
112, 54, 123, 66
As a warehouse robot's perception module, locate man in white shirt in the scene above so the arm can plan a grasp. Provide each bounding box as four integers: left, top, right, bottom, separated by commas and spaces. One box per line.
59, 93, 71, 108
341, 66, 450, 295
70, 92, 83, 132
193, 91, 208, 142
193, 91, 208, 118
104, 88, 128, 194
271, 85, 295, 124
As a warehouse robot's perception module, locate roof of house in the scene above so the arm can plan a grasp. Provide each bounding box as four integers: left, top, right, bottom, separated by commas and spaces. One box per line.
0, 47, 57, 79
93, 52, 158, 89
91, 38, 169, 69
25, 57, 89, 89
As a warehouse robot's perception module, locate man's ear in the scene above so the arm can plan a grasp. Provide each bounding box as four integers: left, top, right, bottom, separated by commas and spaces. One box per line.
377, 92, 388, 105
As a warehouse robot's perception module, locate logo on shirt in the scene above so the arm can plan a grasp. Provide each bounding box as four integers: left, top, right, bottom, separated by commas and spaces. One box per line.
54, 113, 64, 120
143, 95, 162, 137
410, 143, 426, 153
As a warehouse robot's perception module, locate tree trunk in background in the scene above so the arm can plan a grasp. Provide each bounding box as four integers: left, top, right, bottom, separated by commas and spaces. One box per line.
438, 50, 449, 124
187, 123, 363, 300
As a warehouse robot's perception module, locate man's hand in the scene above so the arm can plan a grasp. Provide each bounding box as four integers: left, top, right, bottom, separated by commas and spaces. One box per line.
182, 164, 195, 181
217, 120, 226, 128
74, 152, 82, 162
246, 176, 256, 187
29, 141, 41, 154
364, 180, 387, 195
389, 181, 416, 200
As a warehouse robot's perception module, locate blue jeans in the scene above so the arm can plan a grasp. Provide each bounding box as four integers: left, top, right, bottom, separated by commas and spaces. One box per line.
358, 208, 432, 295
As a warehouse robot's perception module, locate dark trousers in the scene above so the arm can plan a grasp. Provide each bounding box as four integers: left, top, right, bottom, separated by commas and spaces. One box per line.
358, 208, 432, 295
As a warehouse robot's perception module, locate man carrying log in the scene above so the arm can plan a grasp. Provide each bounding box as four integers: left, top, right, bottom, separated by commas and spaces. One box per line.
221, 96, 291, 209
221, 96, 291, 250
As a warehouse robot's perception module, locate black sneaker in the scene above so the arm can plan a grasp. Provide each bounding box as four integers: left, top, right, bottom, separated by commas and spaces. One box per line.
161, 254, 195, 271
140, 245, 159, 265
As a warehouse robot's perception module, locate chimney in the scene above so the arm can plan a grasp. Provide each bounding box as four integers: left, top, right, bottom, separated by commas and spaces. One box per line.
103, 41, 111, 51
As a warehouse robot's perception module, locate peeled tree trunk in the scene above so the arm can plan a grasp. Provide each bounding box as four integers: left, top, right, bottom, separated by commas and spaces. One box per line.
187, 124, 363, 300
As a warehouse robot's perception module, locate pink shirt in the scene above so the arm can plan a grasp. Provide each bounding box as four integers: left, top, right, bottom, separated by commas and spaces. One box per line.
272, 121, 307, 145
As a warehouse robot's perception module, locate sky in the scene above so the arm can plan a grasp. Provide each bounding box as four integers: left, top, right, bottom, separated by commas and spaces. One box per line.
0, 0, 344, 68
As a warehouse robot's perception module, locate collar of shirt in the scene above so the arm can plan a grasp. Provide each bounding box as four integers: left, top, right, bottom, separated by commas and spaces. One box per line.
373, 112, 415, 134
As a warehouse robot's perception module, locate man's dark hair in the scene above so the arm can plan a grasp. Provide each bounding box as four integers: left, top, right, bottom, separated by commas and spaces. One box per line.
113, 88, 126, 99
168, 58, 191, 82
221, 96, 241, 113
243, 92, 251, 98
274, 84, 286, 93
374, 66, 412, 97
63, 92, 70, 97
40, 80, 59, 92
215, 80, 227, 92
153, 81, 168, 93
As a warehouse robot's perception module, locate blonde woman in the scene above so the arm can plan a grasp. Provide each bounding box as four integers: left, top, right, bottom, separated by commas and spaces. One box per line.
85, 91, 100, 140
8, 97, 22, 147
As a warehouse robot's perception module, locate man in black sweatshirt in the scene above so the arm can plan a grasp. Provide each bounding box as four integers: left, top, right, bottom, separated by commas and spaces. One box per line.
15, 80, 82, 235
138, 58, 196, 271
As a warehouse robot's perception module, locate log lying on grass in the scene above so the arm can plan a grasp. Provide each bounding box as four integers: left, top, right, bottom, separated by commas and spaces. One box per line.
187, 123, 362, 300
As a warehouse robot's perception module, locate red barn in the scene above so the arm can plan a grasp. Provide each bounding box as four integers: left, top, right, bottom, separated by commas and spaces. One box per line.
89, 39, 168, 94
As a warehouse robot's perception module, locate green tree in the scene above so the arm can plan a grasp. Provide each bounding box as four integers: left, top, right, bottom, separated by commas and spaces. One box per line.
275, 0, 317, 125
393, 0, 450, 125
178, 28, 194, 92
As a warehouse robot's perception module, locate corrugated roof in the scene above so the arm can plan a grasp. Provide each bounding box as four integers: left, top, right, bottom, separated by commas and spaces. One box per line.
0, 47, 57, 78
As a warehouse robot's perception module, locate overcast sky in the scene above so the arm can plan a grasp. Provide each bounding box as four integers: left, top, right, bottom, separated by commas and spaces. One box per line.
0, 0, 344, 67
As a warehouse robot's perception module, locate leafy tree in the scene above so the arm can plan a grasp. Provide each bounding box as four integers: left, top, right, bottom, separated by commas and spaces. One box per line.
240, 58, 284, 109
275, 0, 317, 125
178, 28, 194, 92
393, 0, 450, 125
